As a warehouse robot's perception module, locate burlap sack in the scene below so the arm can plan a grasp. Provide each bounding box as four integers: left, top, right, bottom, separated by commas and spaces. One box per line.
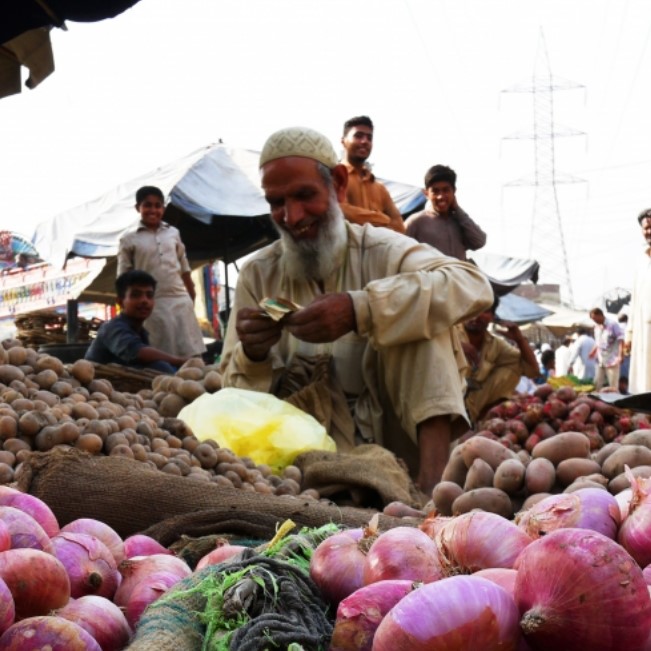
14, 448, 407, 542
294, 444, 422, 509
276, 354, 356, 452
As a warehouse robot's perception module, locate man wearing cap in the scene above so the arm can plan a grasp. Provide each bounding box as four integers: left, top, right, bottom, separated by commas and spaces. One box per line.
339, 116, 406, 234
625, 209, 651, 393
405, 164, 486, 261
219, 126, 493, 494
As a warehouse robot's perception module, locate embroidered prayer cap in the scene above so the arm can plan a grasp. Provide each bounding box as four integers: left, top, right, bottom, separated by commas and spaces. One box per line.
637, 208, 651, 224
259, 127, 338, 169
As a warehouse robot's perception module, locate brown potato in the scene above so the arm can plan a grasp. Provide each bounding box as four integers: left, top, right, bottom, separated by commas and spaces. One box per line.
0, 416, 17, 440
34, 369, 58, 390
594, 442, 621, 466
203, 371, 222, 393
493, 458, 526, 495
521, 492, 553, 511
524, 457, 556, 494
441, 444, 468, 487
556, 458, 602, 487
177, 380, 206, 402
87, 379, 112, 396
601, 445, 651, 479
461, 436, 518, 471
71, 402, 99, 421
35, 355, 65, 376
6, 347, 27, 367
452, 487, 513, 519
0, 451, 15, 466
464, 458, 495, 490
158, 394, 186, 418
18, 410, 48, 438
193, 442, 219, 469
0, 463, 13, 484
76, 433, 103, 455
105, 432, 129, 453
34, 425, 63, 451
3, 438, 31, 454
531, 432, 590, 466
431, 480, 464, 516
176, 366, 204, 382
564, 479, 608, 493
621, 430, 651, 449
70, 359, 95, 384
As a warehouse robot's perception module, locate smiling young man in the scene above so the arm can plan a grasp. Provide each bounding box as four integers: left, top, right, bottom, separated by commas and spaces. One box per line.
405, 164, 486, 261
338, 115, 406, 234
85, 270, 191, 373
219, 126, 493, 495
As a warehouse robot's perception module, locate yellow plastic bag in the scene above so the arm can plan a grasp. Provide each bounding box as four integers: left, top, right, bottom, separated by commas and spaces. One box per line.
177, 388, 336, 473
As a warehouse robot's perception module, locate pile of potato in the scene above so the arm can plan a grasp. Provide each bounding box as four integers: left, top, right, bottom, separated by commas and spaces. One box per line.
0, 340, 314, 500
433, 384, 651, 519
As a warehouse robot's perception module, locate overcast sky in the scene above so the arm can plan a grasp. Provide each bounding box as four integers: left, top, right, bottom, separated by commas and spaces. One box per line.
1, 0, 649, 308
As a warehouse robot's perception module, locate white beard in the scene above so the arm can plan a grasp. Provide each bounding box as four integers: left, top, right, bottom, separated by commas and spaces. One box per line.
275, 193, 348, 282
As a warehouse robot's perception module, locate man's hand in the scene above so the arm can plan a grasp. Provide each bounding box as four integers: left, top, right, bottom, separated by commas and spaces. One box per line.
284, 293, 356, 343
461, 341, 480, 368
625, 341, 632, 355
235, 307, 283, 362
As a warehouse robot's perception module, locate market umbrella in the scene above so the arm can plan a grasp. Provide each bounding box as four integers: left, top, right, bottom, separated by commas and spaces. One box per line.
0, 0, 142, 99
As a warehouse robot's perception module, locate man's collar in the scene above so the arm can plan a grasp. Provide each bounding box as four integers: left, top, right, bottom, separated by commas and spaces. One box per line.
136, 221, 170, 232
341, 161, 375, 181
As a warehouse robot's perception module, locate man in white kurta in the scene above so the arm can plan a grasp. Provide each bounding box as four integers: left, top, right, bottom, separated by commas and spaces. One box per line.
626, 209, 651, 394
117, 191, 206, 359
220, 127, 493, 493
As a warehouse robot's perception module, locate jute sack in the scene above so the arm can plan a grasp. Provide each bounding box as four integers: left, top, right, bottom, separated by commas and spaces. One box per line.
294, 444, 422, 509
14, 448, 407, 541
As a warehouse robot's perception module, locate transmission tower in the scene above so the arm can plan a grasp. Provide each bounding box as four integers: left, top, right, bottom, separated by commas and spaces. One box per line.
501, 30, 585, 307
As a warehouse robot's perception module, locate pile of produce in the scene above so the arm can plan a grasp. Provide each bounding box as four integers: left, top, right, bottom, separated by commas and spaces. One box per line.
0, 484, 198, 649
0, 339, 317, 500
308, 486, 651, 651
432, 383, 651, 518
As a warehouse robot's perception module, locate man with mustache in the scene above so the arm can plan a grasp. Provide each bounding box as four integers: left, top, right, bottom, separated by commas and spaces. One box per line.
220, 126, 493, 494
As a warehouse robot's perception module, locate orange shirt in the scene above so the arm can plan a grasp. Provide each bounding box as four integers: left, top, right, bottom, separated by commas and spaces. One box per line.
340, 163, 406, 233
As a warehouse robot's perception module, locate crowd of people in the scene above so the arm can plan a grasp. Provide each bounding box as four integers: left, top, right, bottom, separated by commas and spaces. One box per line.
82, 117, 651, 495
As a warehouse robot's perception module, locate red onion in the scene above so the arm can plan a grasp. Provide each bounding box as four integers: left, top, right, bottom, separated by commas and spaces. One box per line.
123, 570, 183, 629
123, 534, 171, 559
330, 579, 417, 651
0, 615, 101, 650
435, 512, 532, 573
0, 505, 53, 552
57, 595, 132, 651
0, 492, 60, 537
515, 527, 651, 651
0, 548, 70, 619
0, 577, 15, 634
473, 568, 517, 596
51, 532, 121, 600
0, 520, 10, 553
515, 488, 620, 540
196, 543, 248, 570
373, 575, 520, 651
61, 519, 125, 565
618, 471, 651, 567
114, 554, 191, 608
363, 527, 444, 586
310, 528, 367, 605
644, 564, 651, 586
419, 513, 453, 539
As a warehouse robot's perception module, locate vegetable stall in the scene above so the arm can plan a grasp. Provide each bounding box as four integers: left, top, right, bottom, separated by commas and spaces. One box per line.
0, 336, 649, 649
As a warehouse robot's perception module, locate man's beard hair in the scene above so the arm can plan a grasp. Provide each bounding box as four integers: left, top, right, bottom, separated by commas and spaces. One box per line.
275, 193, 348, 282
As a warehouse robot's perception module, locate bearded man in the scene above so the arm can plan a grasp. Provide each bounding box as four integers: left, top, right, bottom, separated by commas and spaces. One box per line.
219, 126, 493, 494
